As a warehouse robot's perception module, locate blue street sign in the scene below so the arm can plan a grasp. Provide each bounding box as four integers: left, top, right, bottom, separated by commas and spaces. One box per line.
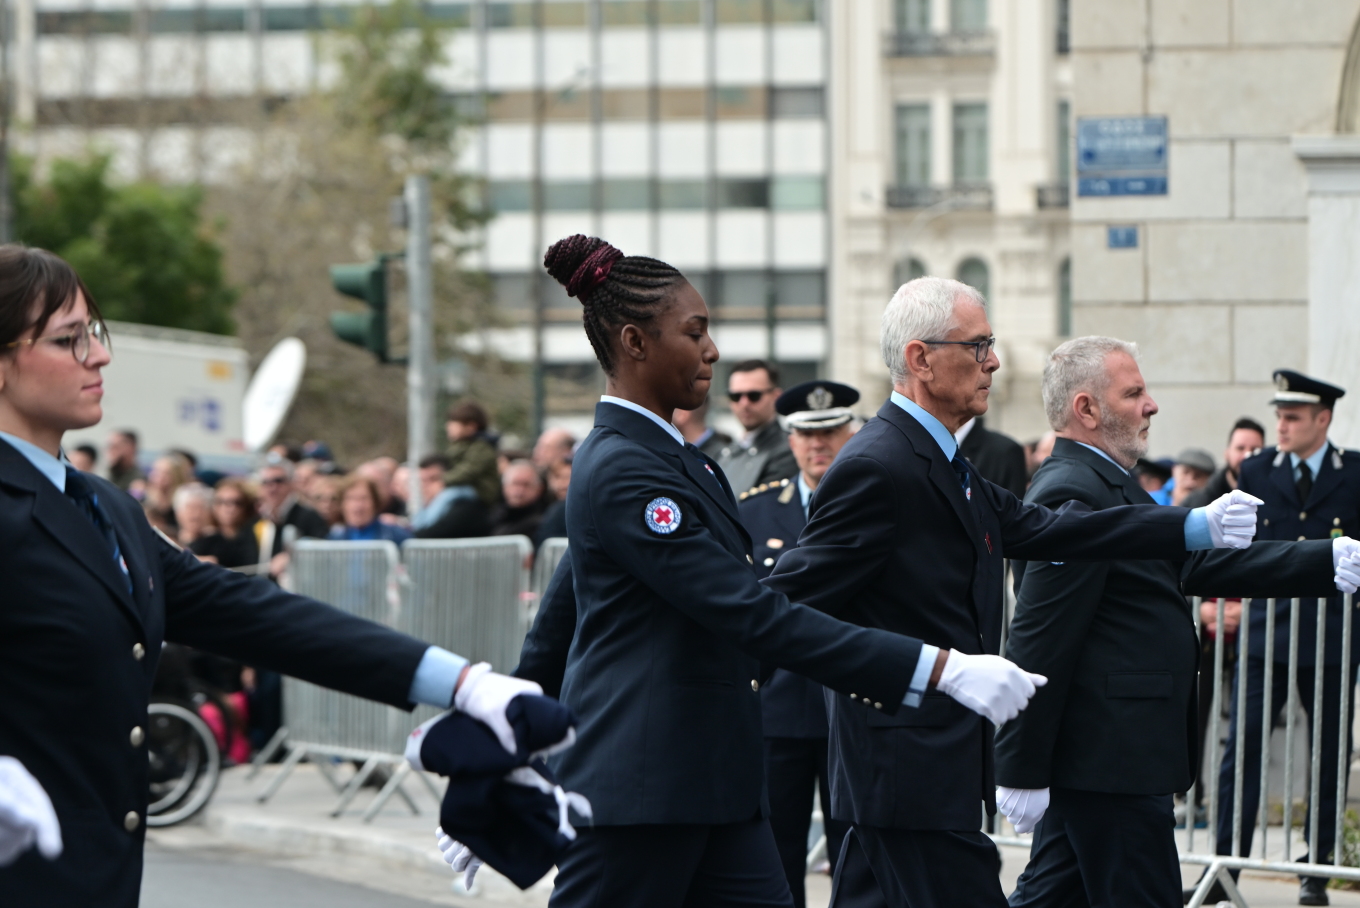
1077, 117, 1168, 197
1107, 225, 1139, 249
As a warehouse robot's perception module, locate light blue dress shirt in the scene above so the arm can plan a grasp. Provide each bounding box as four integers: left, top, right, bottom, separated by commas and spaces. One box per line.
0, 430, 468, 709
1290, 443, 1330, 485
600, 395, 686, 446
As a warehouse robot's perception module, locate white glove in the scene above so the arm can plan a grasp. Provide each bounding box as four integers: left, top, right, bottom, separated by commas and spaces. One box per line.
1202, 490, 1263, 550
1334, 537, 1360, 594
454, 662, 544, 755
0, 757, 62, 866
996, 786, 1049, 834
435, 826, 484, 889
934, 650, 1047, 726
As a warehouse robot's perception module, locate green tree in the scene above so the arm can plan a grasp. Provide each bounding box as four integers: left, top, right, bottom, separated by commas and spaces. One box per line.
12, 154, 236, 334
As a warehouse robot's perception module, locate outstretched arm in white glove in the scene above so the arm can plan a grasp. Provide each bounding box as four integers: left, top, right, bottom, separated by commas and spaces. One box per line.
436, 826, 484, 889
996, 786, 1049, 835
0, 757, 62, 866
1334, 537, 1360, 594
453, 662, 545, 755
933, 649, 1047, 726
1199, 490, 1264, 550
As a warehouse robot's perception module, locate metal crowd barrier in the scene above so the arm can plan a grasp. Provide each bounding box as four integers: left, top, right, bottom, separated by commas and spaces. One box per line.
251, 537, 537, 822
531, 537, 570, 619
989, 593, 1360, 906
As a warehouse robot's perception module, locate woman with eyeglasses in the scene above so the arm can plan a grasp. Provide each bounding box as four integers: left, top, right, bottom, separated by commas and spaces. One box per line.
190, 477, 262, 569
0, 245, 544, 906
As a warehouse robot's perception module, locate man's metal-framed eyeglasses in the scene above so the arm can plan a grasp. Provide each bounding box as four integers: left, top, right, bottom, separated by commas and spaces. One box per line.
917, 336, 997, 364
4, 320, 111, 365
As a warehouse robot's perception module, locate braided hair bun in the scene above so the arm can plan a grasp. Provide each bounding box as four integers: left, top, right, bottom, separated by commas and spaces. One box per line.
543, 234, 686, 374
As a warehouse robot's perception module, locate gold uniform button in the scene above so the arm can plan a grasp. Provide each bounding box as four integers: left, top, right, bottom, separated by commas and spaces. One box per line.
849, 693, 857, 700
1336, 518, 1343, 526
130, 726, 144, 747
763, 557, 775, 567
746, 554, 753, 564
862, 697, 871, 705
1263, 518, 1270, 527
124, 811, 140, 832
751, 680, 760, 692
1301, 512, 1308, 521
132, 643, 145, 661
1299, 535, 1308, 541
874, 702, 883, 709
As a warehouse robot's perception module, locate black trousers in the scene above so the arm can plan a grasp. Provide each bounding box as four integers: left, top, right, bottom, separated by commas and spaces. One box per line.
1008, 789, 1181, 908
1214, 657, 1355, 864
766, 736, 849, 908
828, 825, 1006, 908
548, 819, 794, 908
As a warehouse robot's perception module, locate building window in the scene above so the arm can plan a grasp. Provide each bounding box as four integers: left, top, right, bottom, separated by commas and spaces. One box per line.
772, 0, 819, 23
957, 257, 989, 300
659, 180, 708, 209
543, 182, 593, 211
717, 271, 769, 311
775, 271, 826, 310
770, 87, 825, 119
488, 180, 533, 212
895, 0, 930, 33
771, 176, 824, 210
894, 258, 927, 287
602, 180, 652, 211
895, 104, 932, 188
1056, 0, 1070, 53
426, 4, 474, 27
951, 0, 986, 32
1057, 258, 1072, 335
717, 179, 769, 209
1056, 100, 1071, 185
602, 1, 652, 26
952, 102, 988, 185
491, 273, 533, 312
657, 1, 703, 25
487, 2, 536, 27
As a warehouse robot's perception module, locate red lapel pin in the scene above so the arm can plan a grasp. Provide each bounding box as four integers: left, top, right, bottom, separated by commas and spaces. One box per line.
984, 532, 992, 554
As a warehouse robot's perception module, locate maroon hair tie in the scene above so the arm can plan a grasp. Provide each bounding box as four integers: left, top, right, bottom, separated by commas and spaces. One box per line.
565, 244, 624, 300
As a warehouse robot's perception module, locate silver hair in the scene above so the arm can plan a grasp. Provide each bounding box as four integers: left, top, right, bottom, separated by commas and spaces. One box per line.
171, 482, 213, 512
880, 277, 988, 384
1042, 336, 1141, 430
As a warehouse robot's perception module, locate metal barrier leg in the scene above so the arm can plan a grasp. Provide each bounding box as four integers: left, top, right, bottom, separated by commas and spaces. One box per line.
331, 757, 380, 817
1186, 862, 1248, 908
246, 727, 289, 781
1335, 593, 1354, 866
312, 757, 347, 794
257, 744, 308, 804
1309, 598, 1327, 864
362, 762, 418, 823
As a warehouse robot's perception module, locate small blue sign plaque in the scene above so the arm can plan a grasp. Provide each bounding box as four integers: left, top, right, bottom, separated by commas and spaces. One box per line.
1107, 226, 1139, 249
1077, 117, 1168, 197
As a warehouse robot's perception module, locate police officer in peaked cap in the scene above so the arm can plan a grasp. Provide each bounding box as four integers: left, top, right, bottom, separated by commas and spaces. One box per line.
739, 380, 859, 908
1207, 370, 1360, 905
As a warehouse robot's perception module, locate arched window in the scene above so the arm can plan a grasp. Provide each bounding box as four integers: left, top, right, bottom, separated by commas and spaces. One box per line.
956, 257, 990, 300
894, 257, 927, 288
1057, 257, 1072, 336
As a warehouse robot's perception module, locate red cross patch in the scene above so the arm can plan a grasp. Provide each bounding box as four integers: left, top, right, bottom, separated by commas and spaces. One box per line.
645, 497, 682, 535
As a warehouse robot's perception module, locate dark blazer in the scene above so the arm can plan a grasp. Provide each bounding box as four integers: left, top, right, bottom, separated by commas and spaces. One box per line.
718, 419, 797, 496
0, 439, 431, 907
515, 403, 922, 827
994, 439, 1335, 794
763, 400, 1193, 831
739, 478, 828, 739
957, 417, 1029, 500
1238, 444, 1360, 666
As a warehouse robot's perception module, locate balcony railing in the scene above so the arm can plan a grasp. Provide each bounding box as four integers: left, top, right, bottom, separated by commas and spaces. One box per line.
1035, 183, 1071, 209
884, 30, 996, 57
885, 184, 994, 211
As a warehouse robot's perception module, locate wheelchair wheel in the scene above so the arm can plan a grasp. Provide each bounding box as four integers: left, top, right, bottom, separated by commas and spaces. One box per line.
146, 701, 221, 827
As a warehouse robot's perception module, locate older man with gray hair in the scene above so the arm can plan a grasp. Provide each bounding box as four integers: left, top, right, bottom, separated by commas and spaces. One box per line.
765, 286, 1264, 908
995, 336, 1359, 908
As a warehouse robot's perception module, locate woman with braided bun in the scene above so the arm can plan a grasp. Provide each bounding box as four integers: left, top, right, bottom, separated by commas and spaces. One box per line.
507, 235, 945, 908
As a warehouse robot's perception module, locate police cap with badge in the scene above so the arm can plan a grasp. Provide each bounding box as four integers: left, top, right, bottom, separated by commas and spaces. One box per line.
1271, 369, 1345, 408
776, 380, 860, 433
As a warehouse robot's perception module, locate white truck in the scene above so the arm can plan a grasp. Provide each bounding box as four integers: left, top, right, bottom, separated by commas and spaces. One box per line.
64, 320, 251, 468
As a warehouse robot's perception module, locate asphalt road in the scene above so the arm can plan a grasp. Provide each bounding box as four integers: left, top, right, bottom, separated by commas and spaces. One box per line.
141, 845, 445, 908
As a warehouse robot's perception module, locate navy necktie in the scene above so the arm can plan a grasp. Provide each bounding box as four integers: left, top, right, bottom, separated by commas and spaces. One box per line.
1298, 461, 1314, 504
65, 466, 133, 594
951, 454, 971, 498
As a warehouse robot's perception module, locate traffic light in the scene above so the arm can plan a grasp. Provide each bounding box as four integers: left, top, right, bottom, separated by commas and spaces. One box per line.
329, 256, 390, 362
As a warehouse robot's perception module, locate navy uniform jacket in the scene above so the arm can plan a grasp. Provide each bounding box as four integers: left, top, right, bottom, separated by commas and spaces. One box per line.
0, 440, 431, 907
515, 403, 923, 827
740, 477, 827, 739
1238, 443, 1360, 666
763, 401, 1194, 830
994, 439, 1335, 794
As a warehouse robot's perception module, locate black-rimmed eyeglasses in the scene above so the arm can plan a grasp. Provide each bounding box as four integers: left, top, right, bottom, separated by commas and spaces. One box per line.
917, 336, 996, 363
4, 320, 110, 365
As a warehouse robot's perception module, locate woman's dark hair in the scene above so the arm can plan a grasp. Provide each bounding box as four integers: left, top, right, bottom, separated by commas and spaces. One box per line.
543, 235, 686, 375
0, 245, 103, 351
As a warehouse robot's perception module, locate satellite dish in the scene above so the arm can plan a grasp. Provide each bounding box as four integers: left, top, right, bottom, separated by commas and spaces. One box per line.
243, 338, 306, 453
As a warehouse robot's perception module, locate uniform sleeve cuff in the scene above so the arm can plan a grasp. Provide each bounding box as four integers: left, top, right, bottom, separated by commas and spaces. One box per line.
407, 646, 470, 708
1184, 508, 1213, 551
903, 644, 940, 708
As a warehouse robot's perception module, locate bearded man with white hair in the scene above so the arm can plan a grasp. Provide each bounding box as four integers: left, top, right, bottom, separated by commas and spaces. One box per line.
764, 281, 1266, 907
995, 337, 1360, 908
